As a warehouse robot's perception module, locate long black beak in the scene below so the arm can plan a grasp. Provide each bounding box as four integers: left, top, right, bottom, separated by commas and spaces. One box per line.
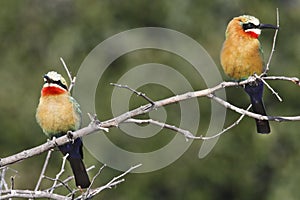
259, 23, 279, 30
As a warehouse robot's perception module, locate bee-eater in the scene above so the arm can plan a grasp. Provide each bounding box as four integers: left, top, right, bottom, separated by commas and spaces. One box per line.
220, 15, 278, 134
36, 71, 90, 188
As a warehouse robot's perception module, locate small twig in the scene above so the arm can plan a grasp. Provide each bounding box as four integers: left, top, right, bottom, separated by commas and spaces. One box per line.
264, 8, 280, 73
125, 118, 196, 141
44, 176, 74, 196
111, 83, 155, 106
262, 76, 300, 85
49, 153, 69, 194
85, 164, 107, 196
255, 74, 282, 102
60, 57, 76, 92
82, 164, 142, 199
44, 165, 95, 192
201, 104, 252, 140
34, 150, 52, 192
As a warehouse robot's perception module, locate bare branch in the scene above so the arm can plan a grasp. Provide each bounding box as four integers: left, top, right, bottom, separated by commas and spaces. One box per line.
264, 8, 280, 73
44, 165, 95, 192
49, 154, 69, 194
87, 164, 106, 193
262, 76, 300, 85
111, 83, 156, 106
0, 163, 137, 200
0, 189, 69, 200
0, 167, 8, 194
125, 118, 197, 141
208, 94, 300, 121
60, 57, 76, 92
34, 150, 52, 192
201, 105, 252, 140
2, 75, 300, 168
255, 74, 282, 102
82, 164, 142, 199
125, 104, 251, 141
43, 176, 74, 197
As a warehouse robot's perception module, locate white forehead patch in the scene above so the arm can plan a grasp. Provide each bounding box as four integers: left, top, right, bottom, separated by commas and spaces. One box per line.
45, 71, 62, 81
243, 15, 260, 26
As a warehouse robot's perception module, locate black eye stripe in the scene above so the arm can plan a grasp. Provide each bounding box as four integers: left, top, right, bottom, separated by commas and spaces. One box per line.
44, 79, 68, 90
54, 80, 68, 90
242, 23, 258, 30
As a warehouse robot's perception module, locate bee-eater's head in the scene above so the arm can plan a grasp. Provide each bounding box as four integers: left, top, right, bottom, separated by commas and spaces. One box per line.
41, 71, 68, 96
226, 15, 278, 39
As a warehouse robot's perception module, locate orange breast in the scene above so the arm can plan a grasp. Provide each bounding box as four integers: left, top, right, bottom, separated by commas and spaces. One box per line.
36, 93, 81, 137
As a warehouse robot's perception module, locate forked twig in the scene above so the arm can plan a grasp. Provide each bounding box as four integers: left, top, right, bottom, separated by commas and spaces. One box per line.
49, 153, 69, 194
81, 164, 142, 199
255, 74, 282, 102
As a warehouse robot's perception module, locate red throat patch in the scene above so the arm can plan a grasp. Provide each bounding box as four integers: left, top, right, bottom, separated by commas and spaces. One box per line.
42, 86, 66, 96
246, 31, 259, 39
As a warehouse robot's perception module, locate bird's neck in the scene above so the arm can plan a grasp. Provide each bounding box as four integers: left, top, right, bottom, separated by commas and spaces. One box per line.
41, 86, 67, 96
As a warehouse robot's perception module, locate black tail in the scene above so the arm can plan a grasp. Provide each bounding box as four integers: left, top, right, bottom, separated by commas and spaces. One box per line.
68, 158, 91, 188
58, 138, 91, 188
244, 81, 270, 134
250, 98, 271, 134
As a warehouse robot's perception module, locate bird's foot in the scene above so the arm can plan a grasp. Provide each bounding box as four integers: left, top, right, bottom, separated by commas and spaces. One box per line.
66, 131, 75, 143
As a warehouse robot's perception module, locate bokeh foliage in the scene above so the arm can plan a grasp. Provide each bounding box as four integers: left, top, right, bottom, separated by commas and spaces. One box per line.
0, 0, 300, 199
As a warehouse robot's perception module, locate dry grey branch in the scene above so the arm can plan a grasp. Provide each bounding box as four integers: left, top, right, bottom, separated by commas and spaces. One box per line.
0, 189, 69, 200
111, 83, 156, 106
255, 74, 282, 102
1, 75, 300, 168
264, 8, 280, 73
49, 154, 69, 194
81, 163, 142, 199
60, 57, 76, 92
34, 150, 52, 192
124, 104, 251, 141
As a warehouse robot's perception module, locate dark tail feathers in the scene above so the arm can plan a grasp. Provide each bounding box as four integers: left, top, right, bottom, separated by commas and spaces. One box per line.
69, 158, 91, 188
244, 81, 270, 134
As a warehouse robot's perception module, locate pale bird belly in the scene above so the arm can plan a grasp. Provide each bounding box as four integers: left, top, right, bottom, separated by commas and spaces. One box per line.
36, 98, 79, 137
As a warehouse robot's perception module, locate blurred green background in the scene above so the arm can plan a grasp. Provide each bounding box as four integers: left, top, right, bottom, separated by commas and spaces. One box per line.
1, 0, 300, 199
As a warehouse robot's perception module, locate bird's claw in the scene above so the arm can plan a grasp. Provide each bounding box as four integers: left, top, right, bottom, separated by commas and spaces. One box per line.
67, 131, 75, 143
